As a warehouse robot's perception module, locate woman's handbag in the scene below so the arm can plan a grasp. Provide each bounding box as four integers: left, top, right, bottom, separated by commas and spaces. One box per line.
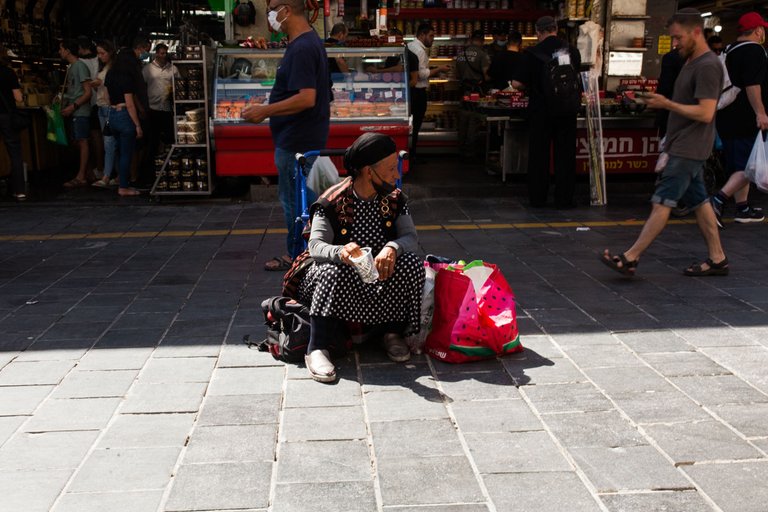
425, 260, 522, 364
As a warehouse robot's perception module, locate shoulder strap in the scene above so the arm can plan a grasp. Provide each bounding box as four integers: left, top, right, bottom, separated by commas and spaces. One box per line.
725, 41, 761, 56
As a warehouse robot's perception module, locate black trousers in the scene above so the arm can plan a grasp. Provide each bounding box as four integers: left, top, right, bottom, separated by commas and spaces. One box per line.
527, 113, 577, 207
409, 87, 427, 158
0, 113, 25, 194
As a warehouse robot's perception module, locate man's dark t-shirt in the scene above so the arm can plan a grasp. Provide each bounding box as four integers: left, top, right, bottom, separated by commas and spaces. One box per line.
716, 42, 768, 139
512, 35, 581, 115
270, 31, 331, 153
0, 66, 20, 114
488, 50, 522, 90
406, 49, 419, 88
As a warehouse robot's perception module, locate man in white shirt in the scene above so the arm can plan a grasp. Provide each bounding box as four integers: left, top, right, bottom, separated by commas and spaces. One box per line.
407, 23, 449, 166
142, 43, 179, 154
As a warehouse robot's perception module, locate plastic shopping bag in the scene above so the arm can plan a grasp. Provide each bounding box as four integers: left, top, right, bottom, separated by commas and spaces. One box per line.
405, 263, 437, 354
307, 156, 341, 196
425, 260, 522, 364
44, 104, 68, 146
745, 132, 768, 193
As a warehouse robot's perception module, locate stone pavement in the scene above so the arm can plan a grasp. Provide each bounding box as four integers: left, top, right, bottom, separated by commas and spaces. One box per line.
1, 188, 768, 512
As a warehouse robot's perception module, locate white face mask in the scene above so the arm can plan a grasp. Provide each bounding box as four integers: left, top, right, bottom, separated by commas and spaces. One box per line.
268, 7, 286, 32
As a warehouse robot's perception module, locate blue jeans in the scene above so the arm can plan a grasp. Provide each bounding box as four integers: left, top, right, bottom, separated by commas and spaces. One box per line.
98, 106, 116, 178
275, 147, 317, 257
107, 108, 136, 188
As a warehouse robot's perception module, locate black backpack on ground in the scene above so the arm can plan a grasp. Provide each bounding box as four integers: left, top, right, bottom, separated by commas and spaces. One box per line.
533, 47, 581, 116
255, 297, 311, 363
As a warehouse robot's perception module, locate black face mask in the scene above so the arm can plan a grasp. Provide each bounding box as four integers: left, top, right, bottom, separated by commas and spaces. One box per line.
371, 167, 396, 196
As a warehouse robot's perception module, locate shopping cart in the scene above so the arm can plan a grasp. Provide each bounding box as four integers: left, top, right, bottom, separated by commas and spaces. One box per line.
290, 149, 408, 259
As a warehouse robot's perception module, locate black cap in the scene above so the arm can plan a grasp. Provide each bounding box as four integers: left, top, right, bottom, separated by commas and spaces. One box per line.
535, 16, 557, 32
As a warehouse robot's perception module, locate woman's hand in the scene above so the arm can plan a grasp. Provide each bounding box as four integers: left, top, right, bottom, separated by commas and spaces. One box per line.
375, 246, 397, 281
135, 125, 143, 139
340, 242, 362, 265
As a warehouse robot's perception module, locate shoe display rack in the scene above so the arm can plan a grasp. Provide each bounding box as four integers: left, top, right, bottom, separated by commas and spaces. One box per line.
151, 45, 214, 197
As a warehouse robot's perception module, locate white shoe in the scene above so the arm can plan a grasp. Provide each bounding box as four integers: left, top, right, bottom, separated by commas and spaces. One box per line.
305, 350, 336, 383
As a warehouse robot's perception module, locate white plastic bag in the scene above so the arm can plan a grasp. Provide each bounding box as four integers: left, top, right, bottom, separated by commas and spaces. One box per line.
744, 132, 768, 193
406, 265, 436, 355
306, 156, 341, 196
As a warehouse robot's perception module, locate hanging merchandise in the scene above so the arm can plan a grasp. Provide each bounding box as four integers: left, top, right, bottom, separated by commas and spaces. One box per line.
233, 0, 257, 27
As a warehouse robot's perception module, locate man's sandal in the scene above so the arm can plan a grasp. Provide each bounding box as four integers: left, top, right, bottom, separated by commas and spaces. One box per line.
684, 258, 729, 277
599, 250, 639, 277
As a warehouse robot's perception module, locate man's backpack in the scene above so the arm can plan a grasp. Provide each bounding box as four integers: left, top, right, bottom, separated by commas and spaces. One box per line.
717, 41, 762, 111
534, 47, 581, 116
256, 297, 311, 363
233, 0, 257, 27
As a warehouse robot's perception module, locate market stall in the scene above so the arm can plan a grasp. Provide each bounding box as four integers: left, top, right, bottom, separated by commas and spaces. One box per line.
211, 45, 410, 176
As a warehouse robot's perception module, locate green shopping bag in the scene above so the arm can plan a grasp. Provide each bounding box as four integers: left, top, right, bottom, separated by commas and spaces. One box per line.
45, 104, 68, 145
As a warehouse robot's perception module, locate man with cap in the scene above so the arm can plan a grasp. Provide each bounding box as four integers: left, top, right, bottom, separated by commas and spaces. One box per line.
456, 30, 491, 161
710, 11, 768, 227
512, 16, 581, 208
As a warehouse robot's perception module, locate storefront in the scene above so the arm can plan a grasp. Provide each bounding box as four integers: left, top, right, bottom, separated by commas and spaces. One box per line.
0, 0, 764, 195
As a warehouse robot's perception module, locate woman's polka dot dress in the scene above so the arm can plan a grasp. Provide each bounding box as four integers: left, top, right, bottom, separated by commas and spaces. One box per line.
298, 196, 425, 335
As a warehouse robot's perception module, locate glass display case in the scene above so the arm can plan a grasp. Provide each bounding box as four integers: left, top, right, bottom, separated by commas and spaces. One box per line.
211, 46, 410, 177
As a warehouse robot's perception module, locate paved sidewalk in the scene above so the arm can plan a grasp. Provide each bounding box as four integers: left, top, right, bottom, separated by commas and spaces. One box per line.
1, 193, 767, 512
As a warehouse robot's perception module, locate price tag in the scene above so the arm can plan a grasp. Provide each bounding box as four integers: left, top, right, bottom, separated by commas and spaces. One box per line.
354, 86, 362, 92
369, 29, 378, 36
388, 36, 397, 43
365, 92, 373, 99
384, 91, 393, 98
395, 91, 403, 99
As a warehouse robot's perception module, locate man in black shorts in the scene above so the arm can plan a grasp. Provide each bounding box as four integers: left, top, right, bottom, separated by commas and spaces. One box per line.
711, 11, 768, 227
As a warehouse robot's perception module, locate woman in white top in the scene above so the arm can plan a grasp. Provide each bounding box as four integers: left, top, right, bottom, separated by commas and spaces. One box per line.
91, 40, 117, 188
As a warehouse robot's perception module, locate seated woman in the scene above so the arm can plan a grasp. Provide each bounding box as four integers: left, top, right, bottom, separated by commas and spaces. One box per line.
297, 133, 425, 382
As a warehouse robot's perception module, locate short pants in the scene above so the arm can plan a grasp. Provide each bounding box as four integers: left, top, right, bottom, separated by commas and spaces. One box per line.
71, 115, 90, 141
651, 154, 708, 209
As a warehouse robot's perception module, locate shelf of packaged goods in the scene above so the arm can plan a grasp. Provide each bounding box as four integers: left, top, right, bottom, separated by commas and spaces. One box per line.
214, 116, 409, 123
429, 58, 455, 62
390, 8, 554, 20
174, 99, 206, 104
561, 17, 590, 22
611, 47, 648, 52
152, 189, 212, 196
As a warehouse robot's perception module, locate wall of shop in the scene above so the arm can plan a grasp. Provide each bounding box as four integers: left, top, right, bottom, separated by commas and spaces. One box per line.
641, 0, 677, 81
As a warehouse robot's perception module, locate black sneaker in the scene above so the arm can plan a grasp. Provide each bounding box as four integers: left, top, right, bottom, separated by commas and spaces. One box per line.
710, 196, 725, 228
734, 206, 765, 224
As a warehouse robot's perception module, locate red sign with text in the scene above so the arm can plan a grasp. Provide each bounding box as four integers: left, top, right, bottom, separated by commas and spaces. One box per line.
575, 128, 660, 174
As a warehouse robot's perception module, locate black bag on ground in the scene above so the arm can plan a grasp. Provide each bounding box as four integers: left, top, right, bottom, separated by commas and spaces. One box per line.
256, 297, 311, 363
534, 47, 581, 116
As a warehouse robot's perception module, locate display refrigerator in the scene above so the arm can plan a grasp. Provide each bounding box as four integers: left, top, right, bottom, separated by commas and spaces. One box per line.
211, 46, 410, 176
